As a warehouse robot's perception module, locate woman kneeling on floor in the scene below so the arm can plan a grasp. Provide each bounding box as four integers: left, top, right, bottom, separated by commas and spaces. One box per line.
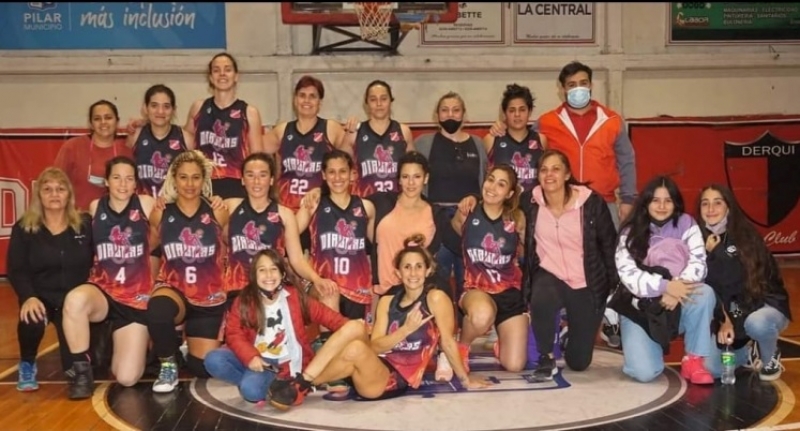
267, 234, 492, 411
204, 248, 366, 403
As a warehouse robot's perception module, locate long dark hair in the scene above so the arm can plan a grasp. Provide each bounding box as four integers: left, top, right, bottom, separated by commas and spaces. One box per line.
696, 184, 771, 302
238, 249, 308, 333
620, 175, 685, 264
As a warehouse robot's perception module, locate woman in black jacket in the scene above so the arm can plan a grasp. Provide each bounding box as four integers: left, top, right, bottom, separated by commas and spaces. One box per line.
698, 184, 792, 381
523, 149, 619, 380
7, 167, 93, 391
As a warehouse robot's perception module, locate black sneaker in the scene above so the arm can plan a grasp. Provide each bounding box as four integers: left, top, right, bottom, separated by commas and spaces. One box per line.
601, 322, 621, 349
744, 341, 761, 370
269, 373, 313, 411
759, 350, 784, 381
532, 354, 557, 381
267, 377, 292, 399
68, 361, 94, 400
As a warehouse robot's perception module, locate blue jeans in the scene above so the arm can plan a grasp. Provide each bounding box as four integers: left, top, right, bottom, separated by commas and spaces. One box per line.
435, 206, 465, 301
705, 304, 790, 377
620, 283, 716, 383
204, 347, 278, 403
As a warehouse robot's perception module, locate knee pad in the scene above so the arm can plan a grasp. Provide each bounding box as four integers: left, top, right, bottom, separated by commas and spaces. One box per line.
147, 295, 179, 323
186, 354, 210, 378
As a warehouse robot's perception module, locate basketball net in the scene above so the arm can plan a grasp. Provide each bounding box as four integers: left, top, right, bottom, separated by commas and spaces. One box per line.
354, 2, 395, 41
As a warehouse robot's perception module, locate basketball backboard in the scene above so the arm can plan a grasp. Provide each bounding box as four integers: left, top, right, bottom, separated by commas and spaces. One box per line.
281, 2, 459, 26
280, 2, 459, 55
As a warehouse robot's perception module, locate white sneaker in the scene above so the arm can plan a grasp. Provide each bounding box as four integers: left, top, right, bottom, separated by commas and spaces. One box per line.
435, 352, 453, 382
152, 361, 179, 393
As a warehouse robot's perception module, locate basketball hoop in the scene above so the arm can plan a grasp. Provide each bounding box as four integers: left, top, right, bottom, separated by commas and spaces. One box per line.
353, 2, 395, 41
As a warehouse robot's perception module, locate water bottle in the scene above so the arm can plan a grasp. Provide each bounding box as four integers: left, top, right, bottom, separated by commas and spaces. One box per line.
721, 344, 736, 385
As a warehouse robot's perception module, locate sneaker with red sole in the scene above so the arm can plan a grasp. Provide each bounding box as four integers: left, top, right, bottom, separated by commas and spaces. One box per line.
269, 373, 314, 411
680, 355, 714, 385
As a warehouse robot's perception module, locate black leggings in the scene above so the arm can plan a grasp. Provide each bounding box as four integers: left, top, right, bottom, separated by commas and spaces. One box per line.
18, 305, 72, 373
529, 269, 604, 372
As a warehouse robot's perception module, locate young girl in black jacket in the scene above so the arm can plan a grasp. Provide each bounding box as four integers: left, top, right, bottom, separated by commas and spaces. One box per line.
698, 184, 791, 381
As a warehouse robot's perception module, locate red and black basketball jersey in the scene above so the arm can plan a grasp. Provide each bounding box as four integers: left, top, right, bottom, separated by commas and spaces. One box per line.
382, 290, 439, 389
277, 118, 333, 211
225, 199, 285, 292
134, 124, 188, 197
88, 195, 151, 310
462, 206, 522, 295
352, 120, 407, 197
487, 131, 543, 194
158, 200, 226, 306
308, 195, 371, 304
194, 98, 250, 180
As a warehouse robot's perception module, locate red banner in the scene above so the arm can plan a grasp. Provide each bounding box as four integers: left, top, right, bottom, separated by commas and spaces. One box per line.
628, 116, 800, 255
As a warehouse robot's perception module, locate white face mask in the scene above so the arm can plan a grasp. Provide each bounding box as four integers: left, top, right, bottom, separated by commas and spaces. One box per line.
566, 87, 591, 109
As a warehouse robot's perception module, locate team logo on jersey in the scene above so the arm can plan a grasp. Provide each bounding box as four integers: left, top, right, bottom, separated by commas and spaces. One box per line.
466, 233, 511, 267
503, 219, 515, 233
129, 209, 141, 222
283, 145, 321, 178
510, 152, 537, 181
97, 225, 145, 264
313, 132, 324, 143
138, 150, 172, 183
230, 109, 241, 119
267, 211, 280, 223
320, 218, 364, 255
163, 227, 216, 263
388, 320, 423, 351
390, 131, 400, 142
528, 139, 540, 150
353, 207, 363, 217
201, 213, 212, 224
231, 220, 268, 254
199, 120, 239, 149
361, 144, 396, 179
169, 139, 182, 151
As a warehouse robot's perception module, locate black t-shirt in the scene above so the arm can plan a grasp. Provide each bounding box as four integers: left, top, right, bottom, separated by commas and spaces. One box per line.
427, 133, 481, 205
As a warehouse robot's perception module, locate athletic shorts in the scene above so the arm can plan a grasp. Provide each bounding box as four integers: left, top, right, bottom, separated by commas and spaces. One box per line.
460, 287, 526, 327
94, 286, 147, 332
350, 357, 409, 401
155, 283, 226, 340
340, 295, 368, 320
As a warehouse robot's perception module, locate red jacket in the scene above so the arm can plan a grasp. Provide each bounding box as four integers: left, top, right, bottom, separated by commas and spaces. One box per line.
224, 285, 348, 378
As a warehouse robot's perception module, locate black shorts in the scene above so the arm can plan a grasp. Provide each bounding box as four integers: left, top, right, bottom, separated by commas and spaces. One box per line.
212, 177, 246, 199
460, 288, 526, 327
93, 285, 147, 332
339, 295, 367, 320
150, 247, 162, 259
491, 288, 526, 326
350, 356, 409, 401
157, 284, 226, 340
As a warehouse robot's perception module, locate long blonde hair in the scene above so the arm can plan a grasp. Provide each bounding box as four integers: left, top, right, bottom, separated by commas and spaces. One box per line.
159, 150, 214, 203
21, 167, 84, 234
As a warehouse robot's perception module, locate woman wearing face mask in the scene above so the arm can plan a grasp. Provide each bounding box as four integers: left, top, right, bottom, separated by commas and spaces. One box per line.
414, 92, 488, 305
697, 184, 791, 381
55, 100, 133, 212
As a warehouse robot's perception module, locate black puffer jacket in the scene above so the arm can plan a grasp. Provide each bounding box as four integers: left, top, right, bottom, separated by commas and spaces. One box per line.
522, 190, 619, 313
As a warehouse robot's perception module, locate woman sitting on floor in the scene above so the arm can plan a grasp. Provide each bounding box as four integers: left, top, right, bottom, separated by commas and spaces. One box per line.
266, 234, 491, 411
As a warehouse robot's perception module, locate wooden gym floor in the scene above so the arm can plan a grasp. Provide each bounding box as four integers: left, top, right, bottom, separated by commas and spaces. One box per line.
1, 260, 799, 431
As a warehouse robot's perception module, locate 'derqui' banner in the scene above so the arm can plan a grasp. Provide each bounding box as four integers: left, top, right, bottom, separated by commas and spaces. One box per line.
628, 115, 800, 255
